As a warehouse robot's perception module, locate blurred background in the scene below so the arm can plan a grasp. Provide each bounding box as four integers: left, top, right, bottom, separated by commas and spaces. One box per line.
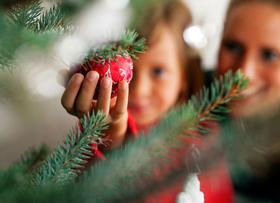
0, 0, 230, 167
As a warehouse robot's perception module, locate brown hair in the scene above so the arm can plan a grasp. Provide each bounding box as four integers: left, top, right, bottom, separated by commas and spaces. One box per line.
136, 0, 204, 101
227, 0, 280, 18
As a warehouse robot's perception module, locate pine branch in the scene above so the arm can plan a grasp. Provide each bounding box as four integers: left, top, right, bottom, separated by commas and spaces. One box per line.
0, 145, 49, 203
0, 52, 16, 72
14, 145, 50, 172
31, 110, 108, 185
0, 1, 66, 71
70, 71, 248, 203
7, 1, 42, 30
84, 30, 145, 65
0, 2, 146, 72
0, 11, 59, 71
191, 70, 248, 134
7, 0, 66, 33
0, 146, 49, 195
118, 30, 146, 59
36, 4, 65, 33
0, 71, 247, 203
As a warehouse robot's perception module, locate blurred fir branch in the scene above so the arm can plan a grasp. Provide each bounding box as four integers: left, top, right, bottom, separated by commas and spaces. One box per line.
0, 0, 251, 202
222, 107, 280, 174
220, 107, 280, 203
7, 1, 66, 33
0, 0, 95, 72
0, 145, 49, 203
13, 144, 50, 173
71, 70, 248, 203
0, 71, 247, 203
0, 0, 93, 18
0, 0, 151, 72
0, 0, 64, 71
31, 111, 108, 185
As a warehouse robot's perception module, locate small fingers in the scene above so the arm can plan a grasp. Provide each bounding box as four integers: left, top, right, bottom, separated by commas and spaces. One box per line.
96, 77, 112, 115
61, 73, 84, 114
112, 81, 129, 119
75, 71, 99, 115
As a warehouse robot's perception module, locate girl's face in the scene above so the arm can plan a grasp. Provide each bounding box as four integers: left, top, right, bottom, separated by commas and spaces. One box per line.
218, 3, 280, 117
128, 25, 186, 129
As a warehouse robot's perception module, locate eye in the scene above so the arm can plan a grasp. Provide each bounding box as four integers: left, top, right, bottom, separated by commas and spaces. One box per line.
261, 49, 279, 62
152, 66, 165, 77
223, 40, 243, 55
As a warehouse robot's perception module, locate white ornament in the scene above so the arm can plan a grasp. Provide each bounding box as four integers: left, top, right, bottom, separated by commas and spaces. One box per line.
176, 174, 204, 203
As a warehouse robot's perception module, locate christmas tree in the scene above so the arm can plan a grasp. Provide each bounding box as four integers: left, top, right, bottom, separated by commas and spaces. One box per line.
0, 0, 267, 203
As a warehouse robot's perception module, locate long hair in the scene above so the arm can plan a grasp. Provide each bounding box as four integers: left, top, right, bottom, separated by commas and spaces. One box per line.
136, 0, 204, 101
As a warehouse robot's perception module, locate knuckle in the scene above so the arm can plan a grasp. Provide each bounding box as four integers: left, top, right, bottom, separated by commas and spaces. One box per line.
112, 110, 125, 120
77, 107, 89, 115
82, 83, 93, 93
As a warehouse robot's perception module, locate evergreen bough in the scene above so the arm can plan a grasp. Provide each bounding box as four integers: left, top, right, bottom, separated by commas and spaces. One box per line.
0, 70, 248, 203
0, 1, 250, 203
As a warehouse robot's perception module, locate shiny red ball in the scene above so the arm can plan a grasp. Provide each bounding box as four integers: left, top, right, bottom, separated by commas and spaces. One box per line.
76, 54, 133, 99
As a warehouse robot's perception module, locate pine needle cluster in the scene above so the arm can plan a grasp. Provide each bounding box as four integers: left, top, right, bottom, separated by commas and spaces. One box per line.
76, 70, 248, 203
0, 0, 66, 71
31, 111, 108, 186
0, 71, 248, 203
0, 1, 251, 203
0, 0, 147, 72
84, 30, 145, 66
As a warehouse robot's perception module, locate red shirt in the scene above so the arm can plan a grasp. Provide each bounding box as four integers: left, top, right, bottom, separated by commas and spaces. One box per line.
90, 113, 234, 203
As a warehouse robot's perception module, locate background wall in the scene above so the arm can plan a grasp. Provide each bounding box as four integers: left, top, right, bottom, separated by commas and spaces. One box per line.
186, 0, 230, 69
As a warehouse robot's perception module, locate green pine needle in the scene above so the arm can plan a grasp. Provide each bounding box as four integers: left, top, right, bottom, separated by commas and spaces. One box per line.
119, 30, 146, 59
0, 145, 49, 196
72, 71, 248, 203
35, 4, 65, 33
7, 1, 66, 33
0, 71, 248, 203
84, 30, 146, 64
15, 145, 50, 172
7, 1, 42, 29
191, 70, 248, 129
31, 110, 108, 185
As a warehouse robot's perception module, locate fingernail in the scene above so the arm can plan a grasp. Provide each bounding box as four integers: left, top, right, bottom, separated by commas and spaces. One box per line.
70, 73, 84, 85
101, 77, 112, 88
87, 71, 99, 81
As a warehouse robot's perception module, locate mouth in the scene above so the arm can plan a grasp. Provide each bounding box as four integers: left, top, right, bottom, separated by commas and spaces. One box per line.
239, 85, 265, 104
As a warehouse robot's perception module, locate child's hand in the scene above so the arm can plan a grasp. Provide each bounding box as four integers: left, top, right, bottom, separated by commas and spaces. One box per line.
61, 70, 129, 149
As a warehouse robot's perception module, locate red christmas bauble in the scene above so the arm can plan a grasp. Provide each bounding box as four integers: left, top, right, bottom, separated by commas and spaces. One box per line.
75, 54, 133, 99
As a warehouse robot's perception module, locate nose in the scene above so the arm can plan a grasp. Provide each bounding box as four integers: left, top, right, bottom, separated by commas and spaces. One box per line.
238, 53, 259, 81
129, 71, 151, 99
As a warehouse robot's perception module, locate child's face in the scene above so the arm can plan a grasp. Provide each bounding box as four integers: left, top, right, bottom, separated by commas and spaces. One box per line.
128, 26, 186, 128
218, 3, 280, 117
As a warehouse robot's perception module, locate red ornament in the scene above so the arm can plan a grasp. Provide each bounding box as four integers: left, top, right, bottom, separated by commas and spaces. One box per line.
75, 54, 133, 99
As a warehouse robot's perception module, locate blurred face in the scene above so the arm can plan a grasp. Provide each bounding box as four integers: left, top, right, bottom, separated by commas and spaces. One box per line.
218, 3, 280, 118
128, 25, 186, 129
